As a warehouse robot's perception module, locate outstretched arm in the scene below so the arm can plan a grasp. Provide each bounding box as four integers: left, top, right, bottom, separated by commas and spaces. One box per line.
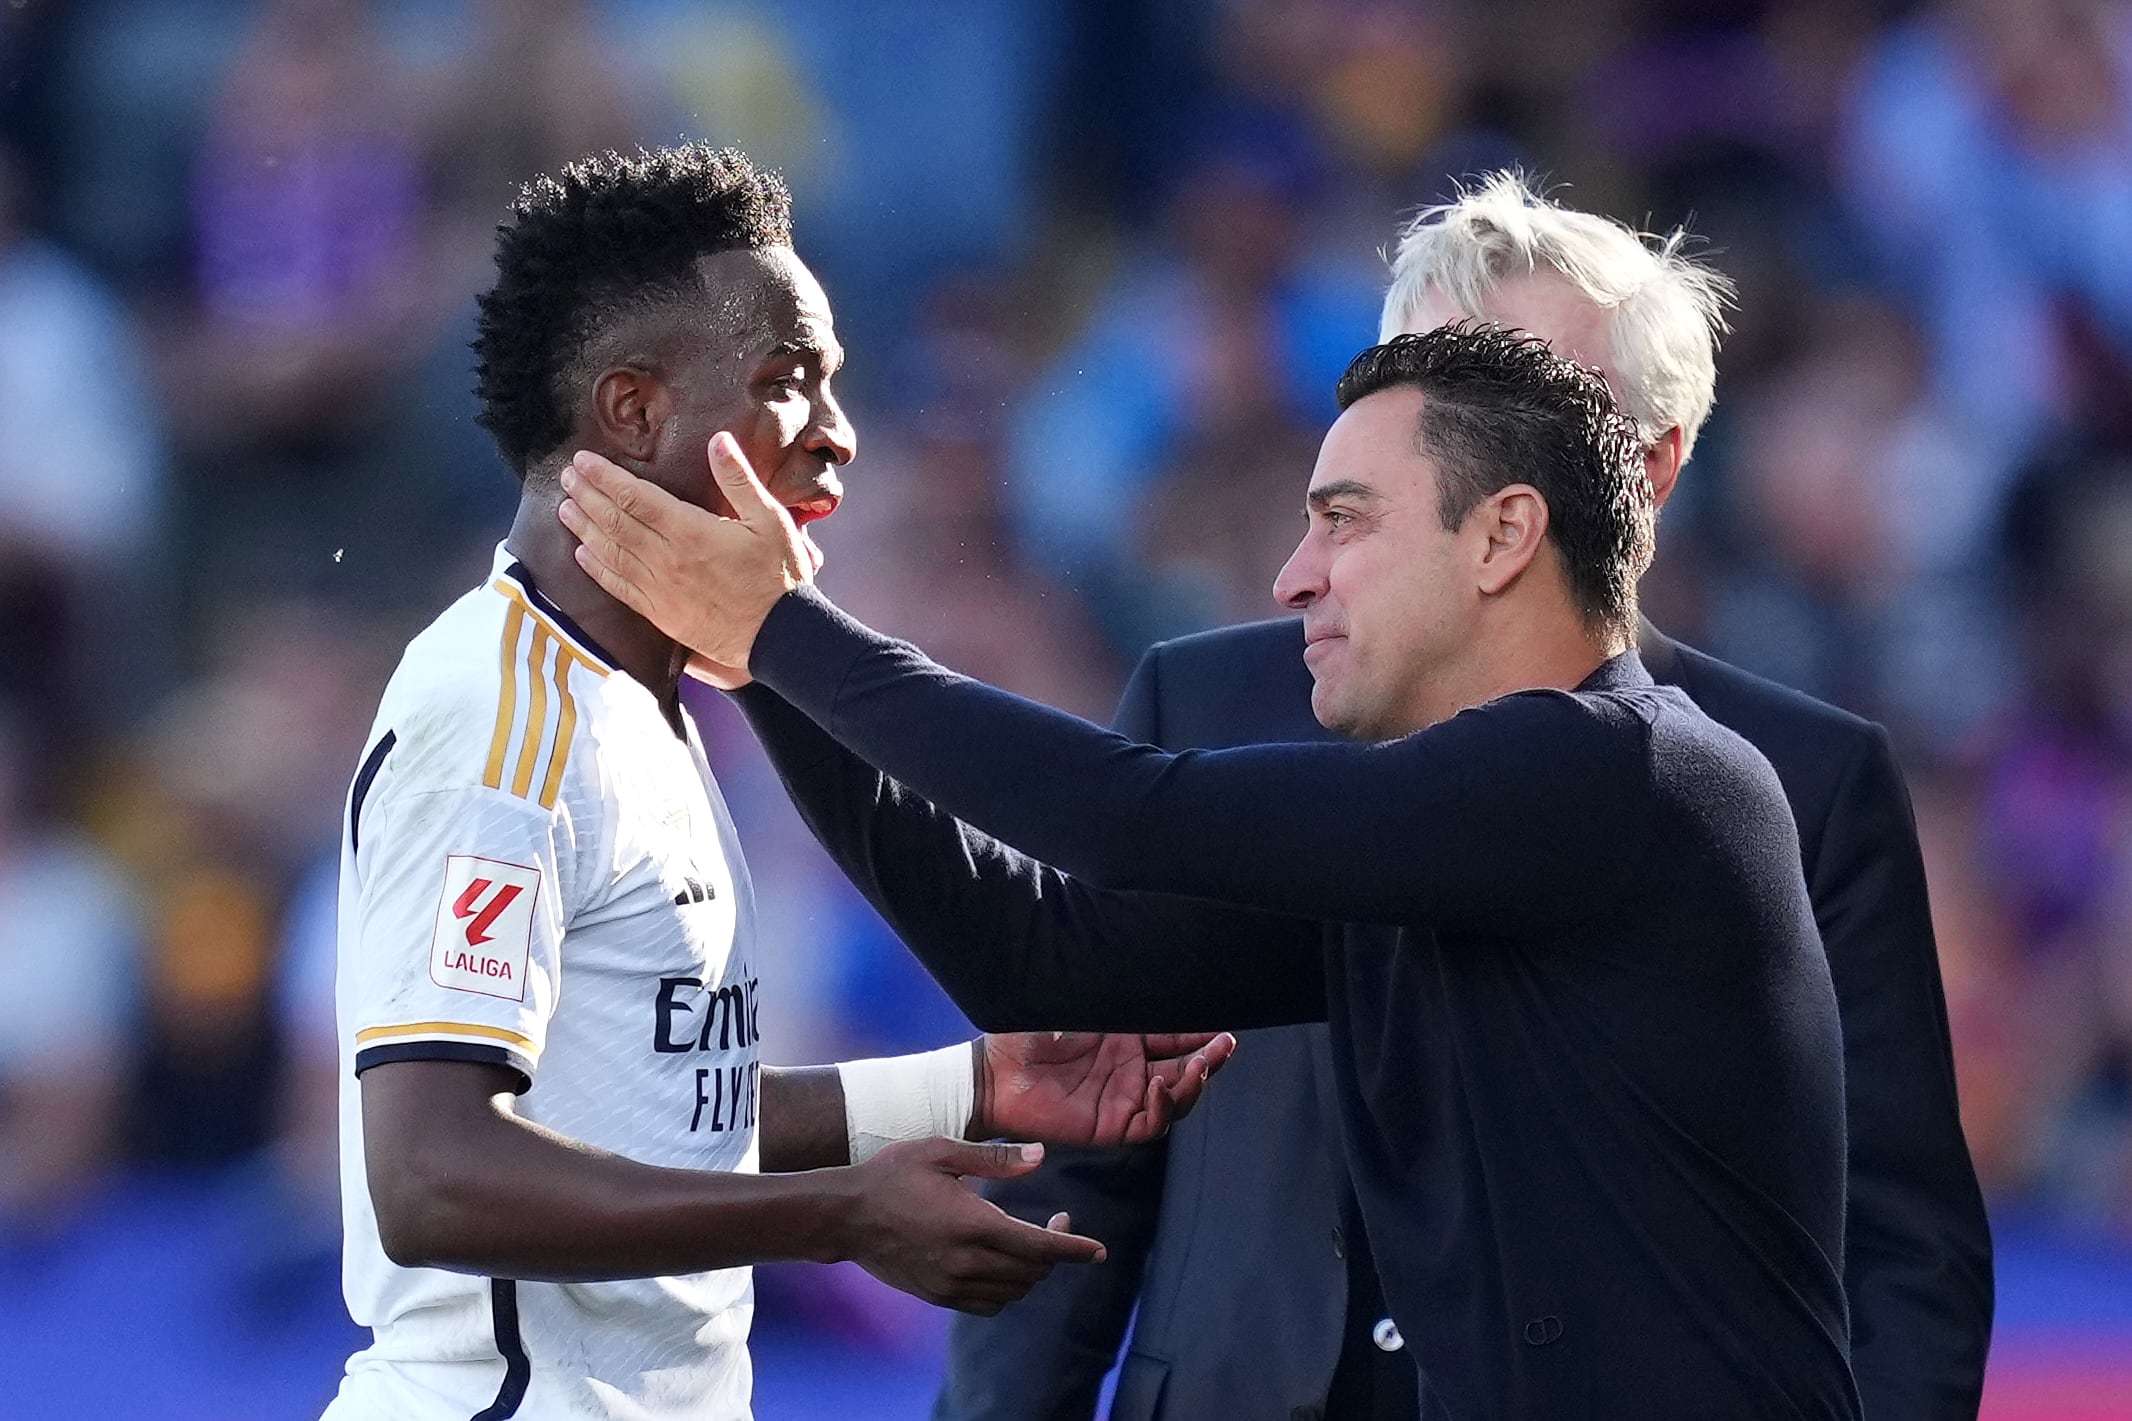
733, 681, 1328, 1032
559, 440, 1647, 933
744, 587, 1643, 929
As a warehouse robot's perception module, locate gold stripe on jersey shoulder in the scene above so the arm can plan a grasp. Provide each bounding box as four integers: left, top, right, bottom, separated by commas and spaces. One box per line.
491, 580, 612, 679
538, 647, 582, 810
482, 601, 526, 790
511, 622, 553, 799
483, 580, 597, 809
355, 1021, 537, 1051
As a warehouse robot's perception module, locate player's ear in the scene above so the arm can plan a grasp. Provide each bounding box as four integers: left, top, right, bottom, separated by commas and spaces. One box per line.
590, 365, 669, 463
1473, 484, 1549, 597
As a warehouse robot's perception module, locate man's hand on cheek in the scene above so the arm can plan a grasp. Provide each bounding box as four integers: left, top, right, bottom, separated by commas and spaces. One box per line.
558, 433, 816, 673
681, 532, 821, 691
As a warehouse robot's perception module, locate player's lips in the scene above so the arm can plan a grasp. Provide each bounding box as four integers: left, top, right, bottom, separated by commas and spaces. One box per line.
786, 493, 841, 527
778, 468, 844, 526
1302, 628, 1346, 652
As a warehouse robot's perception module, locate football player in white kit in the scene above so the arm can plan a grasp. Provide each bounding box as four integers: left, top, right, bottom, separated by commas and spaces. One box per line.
327, 145, 1234, 1421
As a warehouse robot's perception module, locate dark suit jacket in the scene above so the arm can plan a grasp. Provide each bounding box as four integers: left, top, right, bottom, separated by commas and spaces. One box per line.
934, 615, 1356, 1421
934, 617, 1993, 1421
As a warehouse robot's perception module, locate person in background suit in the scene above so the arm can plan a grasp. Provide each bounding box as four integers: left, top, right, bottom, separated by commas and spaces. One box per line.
938, 172, 1994, 1421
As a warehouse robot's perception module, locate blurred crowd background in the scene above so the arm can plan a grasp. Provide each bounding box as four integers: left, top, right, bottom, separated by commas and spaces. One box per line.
4, 0, 2132, 1416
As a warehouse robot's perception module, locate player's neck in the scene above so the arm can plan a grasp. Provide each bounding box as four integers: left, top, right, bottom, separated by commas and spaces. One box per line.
1463, 604, 1625, 715
507, 494, 691, 728
1394, 600, 1623, 735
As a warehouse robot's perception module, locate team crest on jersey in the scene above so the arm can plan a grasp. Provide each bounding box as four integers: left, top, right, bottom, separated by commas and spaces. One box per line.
430, 854, 538, 1001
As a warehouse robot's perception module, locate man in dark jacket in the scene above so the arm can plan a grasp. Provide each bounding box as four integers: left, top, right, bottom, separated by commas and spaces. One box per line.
560, 326, 1864, 1418
936, 173, 1994, 1421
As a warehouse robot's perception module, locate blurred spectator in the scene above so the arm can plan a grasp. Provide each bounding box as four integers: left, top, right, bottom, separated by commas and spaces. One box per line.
833, 411, 1123, 723
35, 1, 254, 288
1841, 0, 2132, 465
88, 602, 391, 1169
1986, 448, 2132, 1233
382, 0, 642, 566
153, 0, 441, 623
418, 0, 638, 296
836, 277, 1124, 720
249, 853, 344, 1288
658, 0, 1058, 356
1707, 292, 2013, 746
1200, 0, 1474, 194
169, 0, 427, 449
1141, 412, 1324, 629
0, 0, 71, 206
0, 140, 169, 756
0, 703, 139, 1238
1009, 123, 1379, 651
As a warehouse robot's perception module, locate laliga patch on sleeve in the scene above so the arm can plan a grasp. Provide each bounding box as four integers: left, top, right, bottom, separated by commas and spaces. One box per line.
430, 855, 539, 1001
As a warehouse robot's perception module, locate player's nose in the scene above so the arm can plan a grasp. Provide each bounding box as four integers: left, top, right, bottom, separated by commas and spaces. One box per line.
807, 392, 856, 466
1273, 533, 1324, 610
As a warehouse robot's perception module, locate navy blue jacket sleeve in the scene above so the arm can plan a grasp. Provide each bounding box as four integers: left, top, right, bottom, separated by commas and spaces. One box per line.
750, 588, 1649, 931
933, 649, 1177, 1421
731, 664, 1326, 1033
1811, 726, 1993, 1419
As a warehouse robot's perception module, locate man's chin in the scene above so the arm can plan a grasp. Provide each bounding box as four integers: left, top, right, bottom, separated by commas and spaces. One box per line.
1308, 679, 1359, 738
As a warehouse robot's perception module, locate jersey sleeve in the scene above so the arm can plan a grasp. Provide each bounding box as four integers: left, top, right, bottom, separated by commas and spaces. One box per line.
343, 769, 576, 1093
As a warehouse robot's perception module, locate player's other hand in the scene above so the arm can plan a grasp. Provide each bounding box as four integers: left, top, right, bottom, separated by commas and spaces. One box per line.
558, 433, 818, 675
838, 1138, 1104, 1315
975, 1031, 1237, 1148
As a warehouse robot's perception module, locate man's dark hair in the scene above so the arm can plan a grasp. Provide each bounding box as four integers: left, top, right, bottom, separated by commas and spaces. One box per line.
1335, 324, 1654, 640
472, 144, 793, 477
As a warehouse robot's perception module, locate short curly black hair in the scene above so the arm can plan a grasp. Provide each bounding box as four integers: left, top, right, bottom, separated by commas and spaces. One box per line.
1335, 324, 1654, 641
472, 144, 793, 477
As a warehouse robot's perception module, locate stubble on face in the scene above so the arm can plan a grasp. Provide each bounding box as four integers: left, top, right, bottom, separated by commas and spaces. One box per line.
1292, 390, 1470, 742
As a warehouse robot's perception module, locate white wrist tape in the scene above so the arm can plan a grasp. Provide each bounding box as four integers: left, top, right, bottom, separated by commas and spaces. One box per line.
837, 1042, 977, 1164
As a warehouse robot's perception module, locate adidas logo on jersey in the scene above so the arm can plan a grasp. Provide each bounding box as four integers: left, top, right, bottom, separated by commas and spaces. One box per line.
671, 876, 716, 906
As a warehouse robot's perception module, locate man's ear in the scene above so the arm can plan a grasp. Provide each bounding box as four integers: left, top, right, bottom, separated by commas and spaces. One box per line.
1474, 484, 1550, 597
1646, 426, 1685, 508
590, 365, 668, 464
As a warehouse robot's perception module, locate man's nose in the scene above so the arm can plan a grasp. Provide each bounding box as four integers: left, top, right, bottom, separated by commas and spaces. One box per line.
808, 397, 857, 466
1273, 534, 1323, 610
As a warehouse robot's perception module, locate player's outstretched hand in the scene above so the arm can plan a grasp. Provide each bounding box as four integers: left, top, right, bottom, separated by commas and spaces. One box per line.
558, 433, 819, 678
839, 1138, 1105, 1315
975, 1031, 1237, 1148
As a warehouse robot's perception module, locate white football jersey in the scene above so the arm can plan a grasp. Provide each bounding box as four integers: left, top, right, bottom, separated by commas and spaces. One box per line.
326, 546, 763, 1421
